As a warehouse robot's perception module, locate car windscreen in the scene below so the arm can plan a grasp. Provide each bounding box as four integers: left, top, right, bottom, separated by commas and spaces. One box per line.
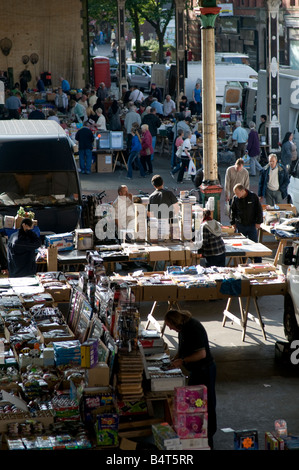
0, 137, 76, 172
0, 171, 79, 206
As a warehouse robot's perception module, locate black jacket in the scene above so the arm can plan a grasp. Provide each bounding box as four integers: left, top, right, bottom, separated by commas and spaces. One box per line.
141, 113, 162, 137
230, 190, 263, 227
7, 229, 41, 277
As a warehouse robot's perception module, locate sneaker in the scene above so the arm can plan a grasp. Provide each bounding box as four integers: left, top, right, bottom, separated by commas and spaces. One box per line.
177, 181, 184, 184
170, 171, 175, 180
126, 176, 132, 180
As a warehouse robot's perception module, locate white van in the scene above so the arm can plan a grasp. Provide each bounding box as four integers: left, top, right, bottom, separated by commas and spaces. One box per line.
184, 62, 258, 109
214, 52, 251, 66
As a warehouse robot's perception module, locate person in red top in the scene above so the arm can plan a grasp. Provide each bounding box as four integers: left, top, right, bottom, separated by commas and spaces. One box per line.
165, 48, 171, 65
140, 124, 153, 175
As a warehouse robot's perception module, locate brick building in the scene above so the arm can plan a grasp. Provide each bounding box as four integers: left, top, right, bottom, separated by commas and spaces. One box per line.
0, 0, 88, 90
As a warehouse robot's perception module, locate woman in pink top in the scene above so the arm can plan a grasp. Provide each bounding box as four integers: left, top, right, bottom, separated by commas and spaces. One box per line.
140, 124, 153, 175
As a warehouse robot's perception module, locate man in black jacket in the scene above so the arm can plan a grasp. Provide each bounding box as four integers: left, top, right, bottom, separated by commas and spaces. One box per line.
7, 218, 41, 277
230, 183, 263, 262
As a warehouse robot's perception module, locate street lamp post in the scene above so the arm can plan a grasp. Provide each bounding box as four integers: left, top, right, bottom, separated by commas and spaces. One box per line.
199, 1, 222, 220
117, 0, 128, 94
175, 0, 186, 109
266, 0, 281, 153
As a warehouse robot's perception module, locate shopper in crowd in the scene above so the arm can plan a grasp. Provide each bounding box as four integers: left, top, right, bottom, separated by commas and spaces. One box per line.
192, 82, 202, 117
224, 158, 249, 204
258, 153, 289, 206
107, 100, 122, 131
141, 107, 162, 161
60, 76, 70, 93
148, 174, 178, 223
112, 184, 135, 236
75, 122, 94, 174
164, 308, 217, 449
230, 183, 263, 262
95, 108, 107, 130
199, 209, 226, 267
247, 121, 263, 176
7, 218, 41, 278
179, 95, 189, 114
129, 86, 144, 105
163, 94, 176, 117
5, 92, 22, 119
96, 82, 108, 101
47, 109, 61, 124
69, 99, 87, 123
170, 128, 184, 178
149, 83, 162, 103
36, 75, 45, 92
177, 130, 192, 184
150, 97, 164, 118
124, 103, 141, 135
281, 131, 297, 173
126, 125, 145, 180
28, 106, 46, 120
232, 120, 248, 160
140, 124, 153, 175
55, 87, 68, 113
165, 48, 172, 65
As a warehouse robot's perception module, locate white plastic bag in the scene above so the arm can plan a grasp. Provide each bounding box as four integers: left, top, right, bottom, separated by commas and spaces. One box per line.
188, 159, 196, 175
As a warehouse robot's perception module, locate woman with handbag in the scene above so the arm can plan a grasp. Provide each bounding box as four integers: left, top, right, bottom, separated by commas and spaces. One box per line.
140, 124, 153, 175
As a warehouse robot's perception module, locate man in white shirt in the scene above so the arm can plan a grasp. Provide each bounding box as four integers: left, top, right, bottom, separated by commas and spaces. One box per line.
224, 158, 250, 203
129, 86, 144, 104
163, 95, 176, 117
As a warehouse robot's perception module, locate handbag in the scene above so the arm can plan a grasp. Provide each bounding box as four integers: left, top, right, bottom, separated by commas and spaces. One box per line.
176, 145, 183, 157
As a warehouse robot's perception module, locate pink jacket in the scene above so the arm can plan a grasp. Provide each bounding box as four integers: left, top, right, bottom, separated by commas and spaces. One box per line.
140, 130, 153, 156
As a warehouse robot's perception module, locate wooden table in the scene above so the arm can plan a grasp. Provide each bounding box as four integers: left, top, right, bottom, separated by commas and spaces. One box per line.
258, 223, 299, 266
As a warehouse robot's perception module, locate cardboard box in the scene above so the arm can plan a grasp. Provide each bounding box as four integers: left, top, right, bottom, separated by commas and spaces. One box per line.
97, 154, 113, 173
142, 285, 177, 301
47, 246, 58, 271
147, 246, 170, 261
39, 324, 75, 344
45, 233, 74, 252
85, 362, 110, 387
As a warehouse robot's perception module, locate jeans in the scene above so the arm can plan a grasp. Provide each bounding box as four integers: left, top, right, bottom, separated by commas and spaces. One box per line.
249, 156, 263, 176
151, 136, 156, 161
79, 148, 92, 173
195, 102, 202, 116
127, 151, 145, 178
177, 157, 189, 182
265, 188, 283, 206
236, 223, 262, 263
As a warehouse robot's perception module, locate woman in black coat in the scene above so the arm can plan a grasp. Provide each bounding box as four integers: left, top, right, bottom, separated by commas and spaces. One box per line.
7, 218, 41, 277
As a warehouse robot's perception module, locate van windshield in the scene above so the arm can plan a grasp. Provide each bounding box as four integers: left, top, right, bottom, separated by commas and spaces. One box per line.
0, 172, 79, 206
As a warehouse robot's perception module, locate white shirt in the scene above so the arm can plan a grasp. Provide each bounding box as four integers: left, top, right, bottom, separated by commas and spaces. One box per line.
129, 89, 144, 103
96, 114, 107, 130
182, 138, 191, 156
163, 99, 176, 116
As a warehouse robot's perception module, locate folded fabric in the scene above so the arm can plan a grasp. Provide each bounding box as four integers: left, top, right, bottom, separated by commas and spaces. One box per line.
220, 278, 242, 296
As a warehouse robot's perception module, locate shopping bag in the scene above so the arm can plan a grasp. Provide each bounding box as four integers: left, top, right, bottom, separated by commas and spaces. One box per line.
188, 159, 196, 175
176, 145, 183, 157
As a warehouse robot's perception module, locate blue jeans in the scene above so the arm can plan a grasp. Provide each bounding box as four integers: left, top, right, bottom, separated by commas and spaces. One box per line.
236, 223, 262, 263
151, 136, 156, 161
79, 148, 92, 173
127, 151, 145, 178
249, 156, 263, 176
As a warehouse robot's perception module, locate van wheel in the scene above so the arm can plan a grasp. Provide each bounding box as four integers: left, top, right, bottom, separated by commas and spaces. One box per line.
284, 294, 299, 342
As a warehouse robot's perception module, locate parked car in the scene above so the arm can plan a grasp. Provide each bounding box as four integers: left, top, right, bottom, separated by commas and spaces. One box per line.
117, 63, 152, 91
109, 57, 119, 81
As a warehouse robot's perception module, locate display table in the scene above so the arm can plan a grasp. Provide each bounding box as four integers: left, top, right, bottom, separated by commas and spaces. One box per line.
110, 264, 286, 341
258, 223, 299, 266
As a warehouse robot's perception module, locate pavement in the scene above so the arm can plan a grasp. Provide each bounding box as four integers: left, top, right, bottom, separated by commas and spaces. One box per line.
82, 46, 299, 453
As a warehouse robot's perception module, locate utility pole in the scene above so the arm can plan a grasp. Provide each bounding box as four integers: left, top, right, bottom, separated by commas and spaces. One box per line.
199, 1, 222, 220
